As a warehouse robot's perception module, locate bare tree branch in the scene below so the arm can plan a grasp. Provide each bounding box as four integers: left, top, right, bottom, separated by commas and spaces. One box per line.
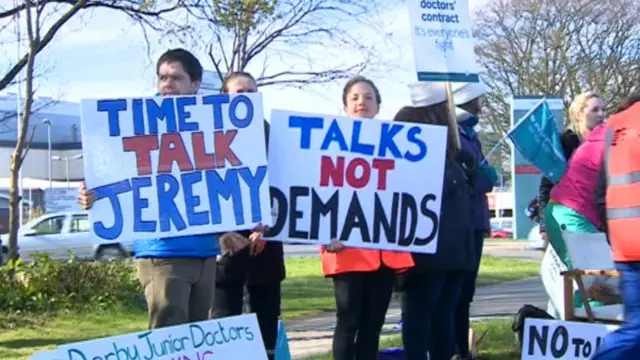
0, 0, 190, 92
173, 0, 394, 89
474, 0, 640, 163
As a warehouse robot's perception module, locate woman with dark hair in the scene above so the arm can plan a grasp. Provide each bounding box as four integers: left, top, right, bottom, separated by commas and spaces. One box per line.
211, 71, 285, 360
322, 76, 415, 360
393, 82, 476, 360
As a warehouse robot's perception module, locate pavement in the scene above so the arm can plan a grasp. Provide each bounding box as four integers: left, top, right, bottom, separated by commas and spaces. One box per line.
281, 242, 546, 359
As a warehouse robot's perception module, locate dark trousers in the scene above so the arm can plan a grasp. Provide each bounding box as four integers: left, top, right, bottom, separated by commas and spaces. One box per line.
593, 261, 640, 360
212, 282, 281, 360
402, 271, 465, 360
454, 230, 485, 356
332, 268, 395, 360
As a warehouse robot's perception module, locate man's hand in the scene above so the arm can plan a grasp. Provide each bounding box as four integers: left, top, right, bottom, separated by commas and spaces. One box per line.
249, 223, 269, 256
249, 231, 266, 256
78, 182, 96, 210
324, 238, 344, 253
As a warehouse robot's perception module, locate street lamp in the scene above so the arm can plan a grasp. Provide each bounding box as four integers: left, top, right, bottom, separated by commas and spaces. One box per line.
42, 118, 52, 189
51, 154, 83, 188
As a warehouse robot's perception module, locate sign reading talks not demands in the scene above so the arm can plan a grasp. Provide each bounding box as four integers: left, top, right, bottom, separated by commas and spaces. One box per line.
407, 0, 480, 82
80, 93, 272, 241
522, 318, 618, 360
265, 110, 448, 254
30, 314, 268, 360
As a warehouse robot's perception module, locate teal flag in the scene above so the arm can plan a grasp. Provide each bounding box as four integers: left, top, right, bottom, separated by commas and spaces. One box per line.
507, 99, 567, 183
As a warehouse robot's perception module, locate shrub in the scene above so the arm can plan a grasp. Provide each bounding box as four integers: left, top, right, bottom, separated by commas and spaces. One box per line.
0, 253, 144, 313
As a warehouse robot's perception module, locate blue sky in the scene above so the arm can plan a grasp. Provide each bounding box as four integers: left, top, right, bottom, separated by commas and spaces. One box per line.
0, 0, 488, 121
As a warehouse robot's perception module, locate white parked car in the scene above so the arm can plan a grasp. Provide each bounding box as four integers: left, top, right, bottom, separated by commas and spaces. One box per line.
1, 211, 135, 262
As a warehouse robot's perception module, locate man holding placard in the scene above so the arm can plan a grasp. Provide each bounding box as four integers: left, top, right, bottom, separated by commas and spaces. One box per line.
77, 49, 258, 330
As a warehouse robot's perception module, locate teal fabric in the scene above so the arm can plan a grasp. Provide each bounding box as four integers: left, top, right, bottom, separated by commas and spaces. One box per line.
479, 163, 499, 186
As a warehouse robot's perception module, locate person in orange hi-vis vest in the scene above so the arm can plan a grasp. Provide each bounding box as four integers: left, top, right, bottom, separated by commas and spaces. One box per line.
321, 76, 414, 360
592, 93, 640, 360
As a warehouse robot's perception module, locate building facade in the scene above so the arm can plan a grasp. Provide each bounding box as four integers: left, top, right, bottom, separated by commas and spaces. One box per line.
0, 94, 84, 181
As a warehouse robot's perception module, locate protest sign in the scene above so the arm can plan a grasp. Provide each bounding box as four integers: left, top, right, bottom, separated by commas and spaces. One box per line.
265, 110, 448, 254
540, 245, 571, 320
521, 318, 618, 359
45, 188, 83, 213
80, 93, 271, 241
32, 314, 268, 360
406, 0, 479, 82
29, 350, 62, 360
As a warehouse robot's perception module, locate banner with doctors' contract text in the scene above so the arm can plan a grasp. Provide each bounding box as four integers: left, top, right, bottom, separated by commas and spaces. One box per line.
264, 109, 448, 254
406, 0, 480, 82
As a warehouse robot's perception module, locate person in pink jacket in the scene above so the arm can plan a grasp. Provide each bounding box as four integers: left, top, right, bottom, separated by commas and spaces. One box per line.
547, 122, 606, 267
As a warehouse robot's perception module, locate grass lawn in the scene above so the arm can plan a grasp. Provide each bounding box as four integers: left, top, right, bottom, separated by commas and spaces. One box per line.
0, 256, 537, 359
305, 318, 520, 360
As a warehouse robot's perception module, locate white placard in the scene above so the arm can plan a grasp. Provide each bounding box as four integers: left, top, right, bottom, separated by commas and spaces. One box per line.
522, 318, 618, 359
406, 0, 479, 82
35, 315, 269, 360
80, 93, 271, 241
29, 350, 62, 360
44, 188, 82, 213
540, 245, 573, 320
265, 110, 447, 254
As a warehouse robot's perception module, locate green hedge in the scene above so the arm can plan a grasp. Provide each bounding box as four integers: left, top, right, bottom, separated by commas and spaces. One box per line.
0, 254, 143, 313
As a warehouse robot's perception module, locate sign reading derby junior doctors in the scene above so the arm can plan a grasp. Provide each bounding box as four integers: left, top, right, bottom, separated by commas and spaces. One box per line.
80, 93, 271, 241
35, 314, 268, 360
265, 110, 448, 254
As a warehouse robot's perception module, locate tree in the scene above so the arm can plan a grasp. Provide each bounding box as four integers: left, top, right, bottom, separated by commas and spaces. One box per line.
1, 0, 189, 262
473, 0, 640, 160
477, 129, 511, 188
178, 0, 394, 88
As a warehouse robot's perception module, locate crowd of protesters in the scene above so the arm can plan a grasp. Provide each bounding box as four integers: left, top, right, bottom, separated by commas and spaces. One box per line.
79, 46, 640, 360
